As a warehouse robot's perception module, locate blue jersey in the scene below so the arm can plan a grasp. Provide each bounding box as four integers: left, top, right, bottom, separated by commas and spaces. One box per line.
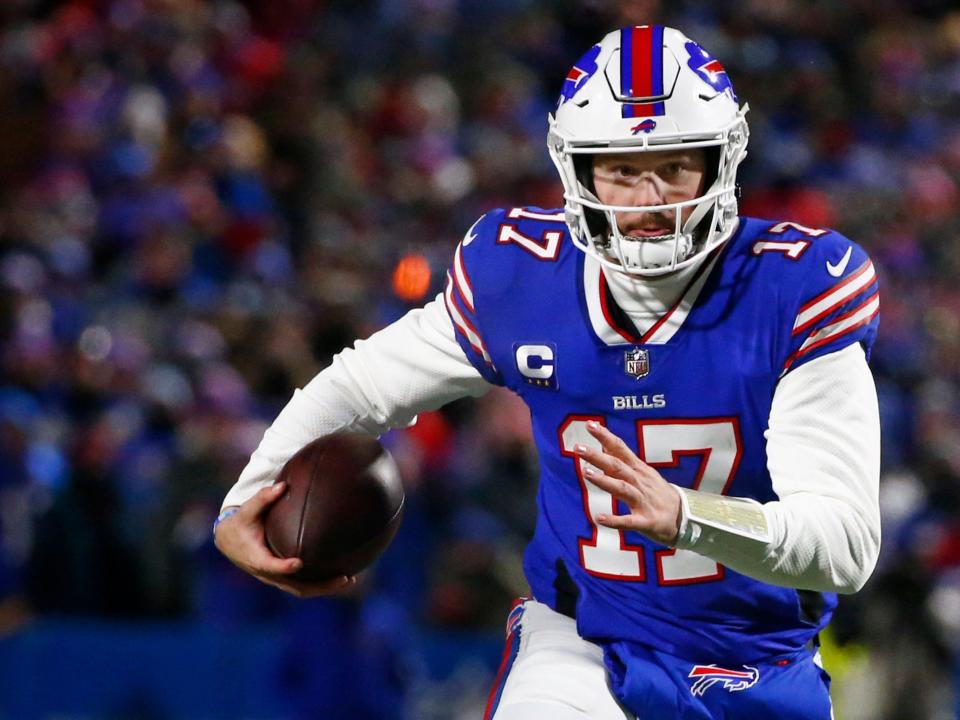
443, 207, 879, 665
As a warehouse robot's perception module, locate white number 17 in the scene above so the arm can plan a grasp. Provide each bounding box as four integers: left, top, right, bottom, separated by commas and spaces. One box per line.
559, 416, 742, 585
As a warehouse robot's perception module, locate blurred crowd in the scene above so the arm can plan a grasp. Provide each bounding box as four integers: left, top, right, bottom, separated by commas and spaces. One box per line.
1, 0, 960, 718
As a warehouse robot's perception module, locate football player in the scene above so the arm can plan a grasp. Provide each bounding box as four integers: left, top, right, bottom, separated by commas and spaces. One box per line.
215, 25, 880, 719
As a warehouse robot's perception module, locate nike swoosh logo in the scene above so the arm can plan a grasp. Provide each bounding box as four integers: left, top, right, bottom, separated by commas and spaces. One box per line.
826, 246, 852, 277
462, 214, 485, 246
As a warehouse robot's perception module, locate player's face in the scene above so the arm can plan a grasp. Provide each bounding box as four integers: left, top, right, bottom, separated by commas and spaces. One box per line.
592, 149, 707, 238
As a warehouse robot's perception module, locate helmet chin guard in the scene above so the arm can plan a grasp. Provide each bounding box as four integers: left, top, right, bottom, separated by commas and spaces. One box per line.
548, 25, 750, 277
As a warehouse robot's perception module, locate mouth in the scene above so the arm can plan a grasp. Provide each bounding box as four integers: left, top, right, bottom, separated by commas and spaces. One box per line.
625, 228, 673, 239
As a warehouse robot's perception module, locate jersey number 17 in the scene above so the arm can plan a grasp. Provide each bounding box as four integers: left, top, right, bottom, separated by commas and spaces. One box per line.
559, 416, 742, 586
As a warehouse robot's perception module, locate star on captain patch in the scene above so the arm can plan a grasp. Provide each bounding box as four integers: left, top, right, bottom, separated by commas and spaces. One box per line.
624, 347, 650, 379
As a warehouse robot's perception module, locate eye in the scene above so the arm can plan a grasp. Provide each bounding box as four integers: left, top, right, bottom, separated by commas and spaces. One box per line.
660, 162, 684, 178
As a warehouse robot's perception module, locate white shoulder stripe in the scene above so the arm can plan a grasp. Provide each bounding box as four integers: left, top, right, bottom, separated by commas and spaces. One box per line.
793, 261, 876, 333
453, 243, 475, 313
444, 274, 492, 364
796, 293, 879, 356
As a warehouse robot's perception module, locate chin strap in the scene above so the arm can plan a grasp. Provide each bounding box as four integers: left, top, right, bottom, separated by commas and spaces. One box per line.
616, 231, 693, 272
682, 188, 717, 236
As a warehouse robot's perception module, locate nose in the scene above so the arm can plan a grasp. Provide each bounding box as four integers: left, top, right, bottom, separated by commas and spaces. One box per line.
613, 173, 672, 236
629, 173, 665, 208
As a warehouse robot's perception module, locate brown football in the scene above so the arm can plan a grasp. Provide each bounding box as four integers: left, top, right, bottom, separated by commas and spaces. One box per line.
264, 432, 404, 583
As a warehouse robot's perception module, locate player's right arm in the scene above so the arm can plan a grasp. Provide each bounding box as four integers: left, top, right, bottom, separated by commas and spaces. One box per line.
214, 292, 491, 592
214, 482, 358, 597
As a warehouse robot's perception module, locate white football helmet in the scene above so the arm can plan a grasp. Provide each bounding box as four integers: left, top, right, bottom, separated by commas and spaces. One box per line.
548, 25, 749, 276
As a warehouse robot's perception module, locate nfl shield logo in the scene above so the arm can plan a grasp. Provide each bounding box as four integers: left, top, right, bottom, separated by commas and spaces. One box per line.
624, 348, 650, 379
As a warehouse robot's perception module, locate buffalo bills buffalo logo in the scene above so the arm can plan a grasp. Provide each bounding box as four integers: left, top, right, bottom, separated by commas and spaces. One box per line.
558, 44, 601, 106
631, 119, 657, 134
685, 41, 738, 101
688, 665, 759, 696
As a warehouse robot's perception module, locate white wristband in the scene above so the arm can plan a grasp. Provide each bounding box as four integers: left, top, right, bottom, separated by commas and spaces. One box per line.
673, 486, 771, 547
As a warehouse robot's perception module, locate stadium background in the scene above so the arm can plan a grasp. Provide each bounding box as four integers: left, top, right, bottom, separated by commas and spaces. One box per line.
0, 0, 958, 717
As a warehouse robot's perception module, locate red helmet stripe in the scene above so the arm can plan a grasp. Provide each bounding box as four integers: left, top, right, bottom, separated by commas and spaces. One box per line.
631, 26, 654, 100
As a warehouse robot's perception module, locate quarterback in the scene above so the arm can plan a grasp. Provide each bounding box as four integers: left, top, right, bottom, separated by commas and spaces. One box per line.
215, 26, 880, 719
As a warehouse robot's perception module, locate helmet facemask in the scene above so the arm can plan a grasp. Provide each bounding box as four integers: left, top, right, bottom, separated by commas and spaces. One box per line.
548, 117, 749, 277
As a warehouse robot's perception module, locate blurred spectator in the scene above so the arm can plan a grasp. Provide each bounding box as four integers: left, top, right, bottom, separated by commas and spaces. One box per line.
1, 1, 960, 718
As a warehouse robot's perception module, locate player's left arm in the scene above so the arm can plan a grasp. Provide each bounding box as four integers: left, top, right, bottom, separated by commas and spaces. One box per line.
753, 341, 880, 592
678, 342, 879, 594
579, 342, 880, 593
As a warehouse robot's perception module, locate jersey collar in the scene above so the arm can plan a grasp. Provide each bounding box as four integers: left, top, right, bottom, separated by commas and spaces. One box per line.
582, 247, 723, 346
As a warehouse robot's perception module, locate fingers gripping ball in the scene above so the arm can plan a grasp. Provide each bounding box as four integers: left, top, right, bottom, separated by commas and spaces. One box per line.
264, 433, 404, 582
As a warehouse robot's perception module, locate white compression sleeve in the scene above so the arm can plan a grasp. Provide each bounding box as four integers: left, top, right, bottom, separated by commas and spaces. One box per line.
674, 343, 881, 593
222, 294, 490, 510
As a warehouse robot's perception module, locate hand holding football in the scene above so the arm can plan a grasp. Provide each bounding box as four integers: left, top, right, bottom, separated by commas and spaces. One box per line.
264, 432, 404, 583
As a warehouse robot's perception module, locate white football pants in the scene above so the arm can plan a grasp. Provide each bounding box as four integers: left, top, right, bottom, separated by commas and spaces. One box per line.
489, 600, 633, 720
